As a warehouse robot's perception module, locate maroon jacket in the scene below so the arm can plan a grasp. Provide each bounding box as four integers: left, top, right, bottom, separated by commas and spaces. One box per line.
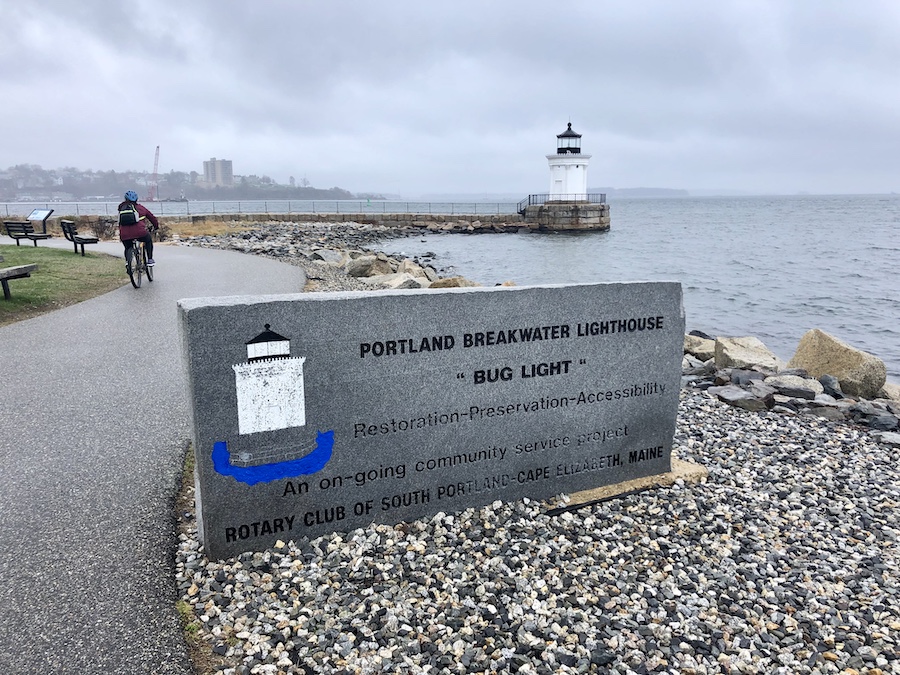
117, 201, 159, 241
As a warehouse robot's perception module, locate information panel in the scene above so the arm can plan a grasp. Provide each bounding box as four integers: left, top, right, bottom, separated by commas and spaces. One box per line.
179, 282, 684, 559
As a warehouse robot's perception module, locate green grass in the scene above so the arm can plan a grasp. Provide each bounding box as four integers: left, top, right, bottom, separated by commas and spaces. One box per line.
0, 244, 127, 326
176, 600, 200, 634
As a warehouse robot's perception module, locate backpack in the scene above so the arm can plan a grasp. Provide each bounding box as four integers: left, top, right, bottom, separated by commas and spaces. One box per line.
118, 203, 141, 227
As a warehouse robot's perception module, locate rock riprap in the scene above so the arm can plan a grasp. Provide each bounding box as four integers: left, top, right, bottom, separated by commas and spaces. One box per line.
174, 221, 481, 290
684, 332, 899, 434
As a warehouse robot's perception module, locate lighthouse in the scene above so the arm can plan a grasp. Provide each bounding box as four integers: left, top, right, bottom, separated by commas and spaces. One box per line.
519, 123, 610, 231
547, 122, 591, 201
232, 324, 307, 435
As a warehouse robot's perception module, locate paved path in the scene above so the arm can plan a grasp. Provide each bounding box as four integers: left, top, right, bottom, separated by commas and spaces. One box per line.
0, 238, 306, 674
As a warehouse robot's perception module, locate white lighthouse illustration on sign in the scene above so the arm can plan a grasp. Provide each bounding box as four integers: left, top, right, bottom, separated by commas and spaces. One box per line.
233, 324, 306, 435
213, 324, 334, 485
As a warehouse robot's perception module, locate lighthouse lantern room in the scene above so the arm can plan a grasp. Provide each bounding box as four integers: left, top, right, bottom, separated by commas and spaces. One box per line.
557, 122, 582, 154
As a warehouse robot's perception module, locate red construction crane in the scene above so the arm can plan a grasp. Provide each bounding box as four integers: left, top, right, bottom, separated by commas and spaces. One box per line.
147, 145, 160, 201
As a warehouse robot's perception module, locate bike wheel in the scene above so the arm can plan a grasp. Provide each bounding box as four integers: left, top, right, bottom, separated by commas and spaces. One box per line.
143, 246, 153, 282
126, 248, 141, 288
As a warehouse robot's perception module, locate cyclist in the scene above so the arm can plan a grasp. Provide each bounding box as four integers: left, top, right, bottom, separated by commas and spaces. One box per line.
118, 190, 159, 269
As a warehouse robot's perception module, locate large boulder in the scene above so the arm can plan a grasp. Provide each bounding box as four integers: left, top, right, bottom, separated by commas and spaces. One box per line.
345, 255, 394, 278
684, 334, 716, 361
359, 273, 429, 289
429, 276, 481, 288
310, 248, 347, 265
787, 329, 886, 400
396, 259, 428, 278
714, 336, 783, 372
880, 381, 900, 403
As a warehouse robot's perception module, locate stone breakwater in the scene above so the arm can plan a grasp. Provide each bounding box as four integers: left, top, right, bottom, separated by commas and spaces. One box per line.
170, 212, 528, 233
175, 220, 900, 675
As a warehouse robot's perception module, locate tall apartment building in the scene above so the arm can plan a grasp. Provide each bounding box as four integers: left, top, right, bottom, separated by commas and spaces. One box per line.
203, 158, 234, 186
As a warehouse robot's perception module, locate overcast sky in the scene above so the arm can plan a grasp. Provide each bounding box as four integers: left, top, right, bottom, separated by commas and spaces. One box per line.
2, 1, 899, 197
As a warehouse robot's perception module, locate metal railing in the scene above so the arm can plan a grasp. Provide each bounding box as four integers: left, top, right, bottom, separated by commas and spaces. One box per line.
0, 200, 523, 218
516, 193, 607, 215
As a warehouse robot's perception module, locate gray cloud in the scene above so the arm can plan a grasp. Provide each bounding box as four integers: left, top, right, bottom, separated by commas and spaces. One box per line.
2, 0, 899, 195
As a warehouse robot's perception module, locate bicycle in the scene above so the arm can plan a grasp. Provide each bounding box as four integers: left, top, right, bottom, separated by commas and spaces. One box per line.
125, 231, 154, 288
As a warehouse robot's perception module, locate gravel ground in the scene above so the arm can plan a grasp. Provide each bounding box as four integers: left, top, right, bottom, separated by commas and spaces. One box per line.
175, 228, 900, 675
176, 385, 900, 675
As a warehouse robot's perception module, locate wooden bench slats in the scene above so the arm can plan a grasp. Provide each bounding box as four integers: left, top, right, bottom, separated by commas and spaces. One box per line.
0, 264, 37, 280
0, 263, 37, 300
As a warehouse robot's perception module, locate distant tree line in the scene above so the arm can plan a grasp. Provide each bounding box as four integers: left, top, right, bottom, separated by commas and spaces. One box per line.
0, 164, 381, 201
172, 183, 359, 202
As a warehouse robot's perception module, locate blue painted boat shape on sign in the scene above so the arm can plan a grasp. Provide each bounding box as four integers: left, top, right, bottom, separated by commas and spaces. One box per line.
212, 430, 335, 485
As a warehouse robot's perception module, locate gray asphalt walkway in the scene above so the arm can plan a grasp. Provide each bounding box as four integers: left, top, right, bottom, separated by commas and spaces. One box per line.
0, 238, 306, 674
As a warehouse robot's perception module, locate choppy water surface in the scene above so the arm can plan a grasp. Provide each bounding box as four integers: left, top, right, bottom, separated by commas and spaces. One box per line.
376, 194, 900, 381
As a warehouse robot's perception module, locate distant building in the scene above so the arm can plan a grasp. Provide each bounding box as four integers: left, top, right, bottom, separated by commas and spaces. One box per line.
203, 158, 234, 187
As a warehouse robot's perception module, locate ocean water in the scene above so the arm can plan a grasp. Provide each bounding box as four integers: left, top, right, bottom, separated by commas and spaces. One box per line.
376, 194, 900, 382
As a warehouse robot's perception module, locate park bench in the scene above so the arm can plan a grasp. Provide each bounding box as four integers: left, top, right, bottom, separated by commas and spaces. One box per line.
60, 220, 99, 256
4, 221, 52, 247
0, 255, 38, 300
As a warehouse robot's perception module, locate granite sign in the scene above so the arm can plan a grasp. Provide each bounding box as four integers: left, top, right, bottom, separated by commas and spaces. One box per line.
179, 282, 684, 559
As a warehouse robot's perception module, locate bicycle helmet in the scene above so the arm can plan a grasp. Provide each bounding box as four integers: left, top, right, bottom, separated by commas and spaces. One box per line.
124, 190, 139, 202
